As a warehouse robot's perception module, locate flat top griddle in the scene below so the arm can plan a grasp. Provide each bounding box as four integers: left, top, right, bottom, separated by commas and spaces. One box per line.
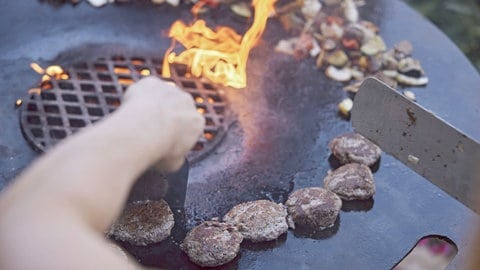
0, 1, 479, 269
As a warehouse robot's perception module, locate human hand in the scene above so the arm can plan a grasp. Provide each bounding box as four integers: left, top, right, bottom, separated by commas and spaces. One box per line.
0, 76, 205, 270
123, 76, 205, 172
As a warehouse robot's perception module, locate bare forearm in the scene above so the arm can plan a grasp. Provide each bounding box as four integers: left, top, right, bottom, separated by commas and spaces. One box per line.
2, 100, 169, 229
0, 101, 167, 269
0, 77, 204, 270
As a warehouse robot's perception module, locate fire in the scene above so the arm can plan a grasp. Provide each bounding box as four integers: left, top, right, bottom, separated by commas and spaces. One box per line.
30, 63, 69, 86
190, 0, 221, 16
28, 63, 70, 94
163, 0, 277, 89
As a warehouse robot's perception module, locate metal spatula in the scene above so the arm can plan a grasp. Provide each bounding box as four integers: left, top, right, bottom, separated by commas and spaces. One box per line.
351, 77, 480, 213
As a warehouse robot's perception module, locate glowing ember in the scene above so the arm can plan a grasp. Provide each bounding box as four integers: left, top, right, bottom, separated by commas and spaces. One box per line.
197, 107, 206, 114
140, 69, 151, 76
118, 77, 134, 86
26, 63, 70, 98
163, 0, 277, 89
30, 63, 70, 87
15, 99, 23, 107
204, 132, 215, 140
45, 66, 65, 77
41, 75, 50, 83
132, 59, 144, 66
114, 66, 131, 74
30, 63, 45, 74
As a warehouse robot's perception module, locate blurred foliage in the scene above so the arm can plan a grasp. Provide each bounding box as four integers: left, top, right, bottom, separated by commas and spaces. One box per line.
403, 0, 480, 72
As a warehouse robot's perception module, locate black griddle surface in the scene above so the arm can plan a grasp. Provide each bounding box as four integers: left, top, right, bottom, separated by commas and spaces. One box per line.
0, 1, 479, 269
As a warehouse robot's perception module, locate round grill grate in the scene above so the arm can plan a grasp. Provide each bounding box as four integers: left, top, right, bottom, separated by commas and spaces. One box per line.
20, 55, 230, 163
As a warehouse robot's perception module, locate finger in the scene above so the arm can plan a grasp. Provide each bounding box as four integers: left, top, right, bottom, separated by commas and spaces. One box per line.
172, 113, 205, 156
123, 76, 181, 102
191, 113, 206, 139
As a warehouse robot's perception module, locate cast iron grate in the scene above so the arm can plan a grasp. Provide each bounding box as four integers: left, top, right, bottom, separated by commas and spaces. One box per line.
19, 55, 229, 163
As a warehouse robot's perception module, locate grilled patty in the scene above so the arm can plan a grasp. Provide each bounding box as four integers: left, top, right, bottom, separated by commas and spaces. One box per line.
181, 221, 243, 267
108, 199, 174, 246
329, 132, 381, 166
286, 187, 342, 229
323, 163, 375, 200
223, 200, 289, 242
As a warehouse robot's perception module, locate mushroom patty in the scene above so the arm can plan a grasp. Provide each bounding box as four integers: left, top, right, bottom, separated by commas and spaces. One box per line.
108, 199, 174, 246
323, 163, 375, 200
181, 221, 243, 267
223, 200, 289, 242
329, 132, 381, 166
286, 187, 342, 229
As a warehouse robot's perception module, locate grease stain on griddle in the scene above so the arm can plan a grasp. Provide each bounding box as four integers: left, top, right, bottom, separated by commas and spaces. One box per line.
292, 217, 340, 240
341, 198, 375, 212
241, 233, 288, 251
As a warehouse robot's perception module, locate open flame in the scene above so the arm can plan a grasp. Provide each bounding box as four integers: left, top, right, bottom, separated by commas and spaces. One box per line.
163, 0, 277, 89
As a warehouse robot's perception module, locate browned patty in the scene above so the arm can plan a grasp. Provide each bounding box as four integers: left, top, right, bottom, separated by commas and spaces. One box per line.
323, 163, 375, 200
223, 200, 289, 242
329, 132, 381, 166
181, 221, 243, 267
286, 187, 342, 229
108, 199, 174, 246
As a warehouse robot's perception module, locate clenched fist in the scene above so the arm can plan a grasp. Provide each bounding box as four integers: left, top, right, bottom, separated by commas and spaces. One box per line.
123, 76, 205, 172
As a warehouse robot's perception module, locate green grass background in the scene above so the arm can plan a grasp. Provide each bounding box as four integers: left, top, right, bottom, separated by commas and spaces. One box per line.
404, 0, 480, 72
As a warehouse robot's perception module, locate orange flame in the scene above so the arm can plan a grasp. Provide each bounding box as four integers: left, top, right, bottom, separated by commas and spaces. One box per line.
163, 0, 277, 89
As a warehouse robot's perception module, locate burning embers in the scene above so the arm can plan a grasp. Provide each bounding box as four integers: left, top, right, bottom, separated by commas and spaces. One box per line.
29, 63, 70, 95
163, 0, 277, 88
20, 55, 229, 163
